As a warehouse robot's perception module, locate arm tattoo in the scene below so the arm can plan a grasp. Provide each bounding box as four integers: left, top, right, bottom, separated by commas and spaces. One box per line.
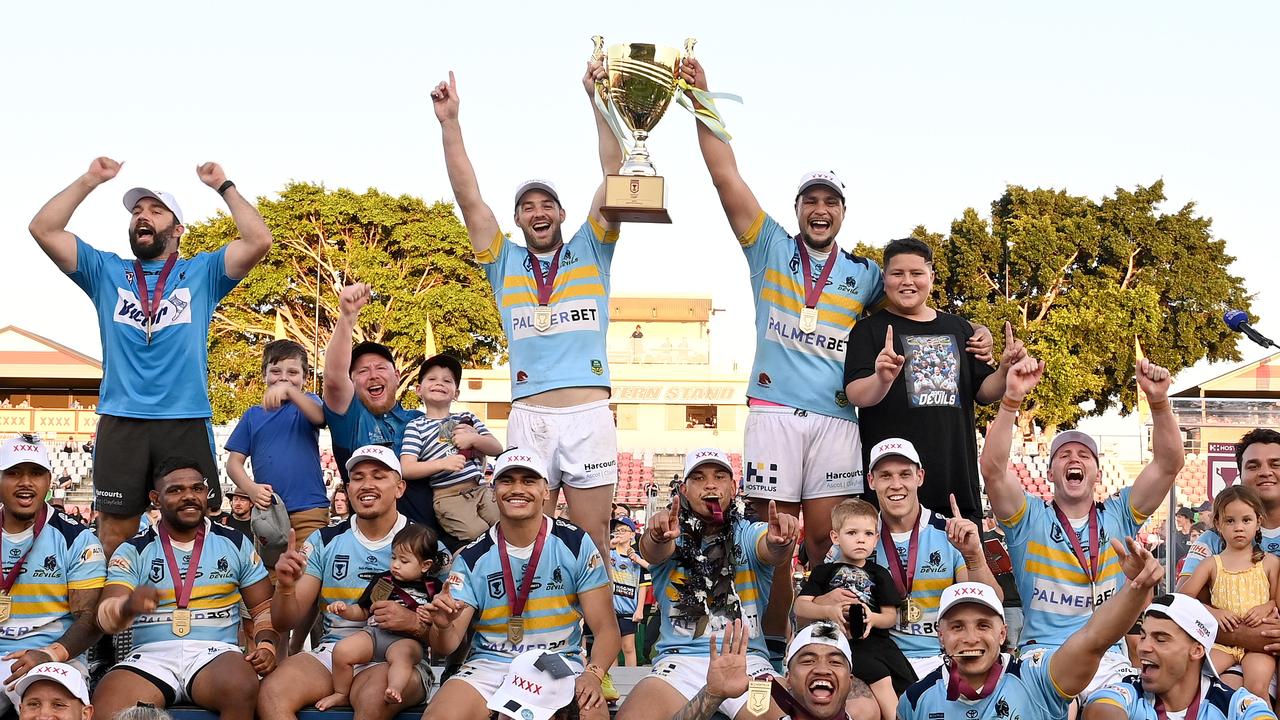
848, 676, 874, 700
56, 588, 103, 657
673, 688, 726, 720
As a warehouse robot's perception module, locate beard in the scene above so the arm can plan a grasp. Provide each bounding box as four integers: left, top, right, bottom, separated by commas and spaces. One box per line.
799, 230, 834, 253
522, 226, 564, 254
161, 502, 207, 531
129, 225, 177, 260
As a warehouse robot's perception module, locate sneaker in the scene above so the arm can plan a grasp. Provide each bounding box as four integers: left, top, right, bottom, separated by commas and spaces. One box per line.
600, 672, 620, 702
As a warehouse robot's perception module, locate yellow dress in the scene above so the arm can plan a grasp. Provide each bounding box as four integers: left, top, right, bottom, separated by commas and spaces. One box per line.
1210, 554, 1272, 663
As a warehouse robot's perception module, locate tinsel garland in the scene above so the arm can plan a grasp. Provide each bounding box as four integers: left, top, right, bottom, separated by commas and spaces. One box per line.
668, 491, 748, 635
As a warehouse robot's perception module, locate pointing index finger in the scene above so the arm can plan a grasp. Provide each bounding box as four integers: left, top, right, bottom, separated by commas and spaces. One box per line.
949, 494, 962, 519
287, 528, 297, 553
1004, 321, 1014, 347
884, 325, 894, 352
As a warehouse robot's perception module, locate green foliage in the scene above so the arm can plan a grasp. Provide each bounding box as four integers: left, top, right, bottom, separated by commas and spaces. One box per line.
869, 181, 1250, 431
183, 182, 504, 423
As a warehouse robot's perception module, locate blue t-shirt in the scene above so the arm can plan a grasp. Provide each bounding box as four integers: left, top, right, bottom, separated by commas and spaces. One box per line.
324, 400, 422, 483
303, 514, 410, 646
225, 392, 328, 512
478, 219, 618, 400
67, 237, 239, 419
610, 548, 644, 617
867, 510, 967, 658
738, 213, 883, 420
1088, 675, 1277, 720
898, 649, 1071, 720
106, 520, 267, 647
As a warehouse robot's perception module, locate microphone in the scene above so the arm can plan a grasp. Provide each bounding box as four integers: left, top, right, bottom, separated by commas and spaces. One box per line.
1224, 310, 1278, 349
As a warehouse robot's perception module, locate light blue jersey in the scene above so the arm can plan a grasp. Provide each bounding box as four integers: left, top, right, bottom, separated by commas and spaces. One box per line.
1000, 488, 1146, 654
107, 519, 267, 647
303, 514, 410, 646
1181, 526, 1280, 579
67, 238, 239, 419
610, 549, 642, 617
1088, 675, 1277, 720
478, 219, 618, 400
651, 518, 773, 661
739, 213, 883, 419
898, 649, 1071, 720
0, 506, 105, 649
868, 510, 965, 658
447, 516, 609, 664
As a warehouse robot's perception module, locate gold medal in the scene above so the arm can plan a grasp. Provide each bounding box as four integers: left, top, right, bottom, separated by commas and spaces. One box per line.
370, 578, 394, 604
905, 598, 923, 624
799, 307, 818, 334
508, 615, 525, 644
746, 679, 772, 716
0, 593, 11, 623
533, 306, 552, 332
172, 608, 192, 637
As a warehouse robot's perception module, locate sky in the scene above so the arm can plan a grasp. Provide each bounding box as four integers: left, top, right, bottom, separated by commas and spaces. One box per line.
2, 1, 1277, 445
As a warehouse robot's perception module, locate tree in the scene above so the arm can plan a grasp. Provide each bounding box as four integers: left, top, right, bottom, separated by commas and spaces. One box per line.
857, 180, 1252, 432
183, 182, 505, 424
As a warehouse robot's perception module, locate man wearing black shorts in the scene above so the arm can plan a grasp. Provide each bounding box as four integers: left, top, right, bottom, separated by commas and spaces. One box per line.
28, 158, 273, 560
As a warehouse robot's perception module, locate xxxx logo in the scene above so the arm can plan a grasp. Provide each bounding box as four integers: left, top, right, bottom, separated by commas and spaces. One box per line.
511, 675, 542, 695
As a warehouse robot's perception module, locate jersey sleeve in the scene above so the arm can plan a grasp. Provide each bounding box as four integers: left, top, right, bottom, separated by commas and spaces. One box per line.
843, 313, 881, 386
798, 563, 834, 598
997, 492, 1039, 547
106, 542, 143, 591
448, 553, 481, 610
1026, 648, 1075, 710
573, 533, 610, 594
235, 533, 268, 587
1108, 486, 1149, 530
66, 237, 107, 297
1084, 682, 1141, 716
895, 689, 917, 720
579, 218, 619, 268
860, 259, 885, 316
1181, 531, 1223, 578
1232, 687, 1280, 720
737, 213, 789, 277
224, 409, 254, 456
399, 417, 428, 459
206, 245, 242, 303
303, 529, 327, 580
738, 521, 770, 570
67, 529, 107, 591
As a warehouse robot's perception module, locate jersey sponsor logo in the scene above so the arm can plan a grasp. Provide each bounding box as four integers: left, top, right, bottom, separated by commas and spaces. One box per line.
511, 299, 601, 340
590, 359, 604, 376
764, 307, 846, 361
757, 372, 772, 387
744, 462, 780, 494
112, 287, 195, 332
81, 546, 104, 563
994, 697, 1011, 719
332, 555, 349, 580
109, 555, 132, 573
837, 275, 859, 295
1028, 577, 1116, 614
834, 390, 849, 407
149, 559, 165, 583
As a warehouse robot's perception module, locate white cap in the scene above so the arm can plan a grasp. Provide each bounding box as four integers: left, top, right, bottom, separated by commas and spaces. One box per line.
938, 582, 1005, 620
15, 662, 90, 705
1144, 594, 1220, 678
344, 445, 402, 475
786, 621, 852, 667
123, 187, 185, 225
1, 436, 51, 473
1048, 430, 1099, 460
867, 438, 922, 472
494, 448, 548, 481
486, 650, 577, 720
683, 448, 734, 479
796, 170, 845, 200
513, 179, 561, 209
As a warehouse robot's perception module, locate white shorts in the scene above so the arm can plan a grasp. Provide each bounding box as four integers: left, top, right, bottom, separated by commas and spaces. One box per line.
0, 657, 89, 713
114, 640, 242, 705
450, 656, 583, 700
907, 655, 944, 680
306, 641, 434, 699
743, 406, 863, 502
507, 399, 618, 490
648, 653, 779, 718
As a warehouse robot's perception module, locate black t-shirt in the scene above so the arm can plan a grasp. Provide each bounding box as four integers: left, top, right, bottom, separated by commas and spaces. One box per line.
226, 516, 253, 538
799, 560, 902, 640
845, 310, 995, 521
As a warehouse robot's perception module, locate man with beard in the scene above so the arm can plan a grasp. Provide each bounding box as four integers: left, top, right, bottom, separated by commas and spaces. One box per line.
28, 158, 273, 561
421, 449, 619, 720
93, 457, 277, 720
982, 355, 1181, 697
431, 60, 623, 574
615, 449, 801, 720
225, 488, 254, 537
1083, 594, 1277, 720
678, 57, 992, 665
259, 445, 434, 720
0, 436, 105, 716
899, 539, 1163, 720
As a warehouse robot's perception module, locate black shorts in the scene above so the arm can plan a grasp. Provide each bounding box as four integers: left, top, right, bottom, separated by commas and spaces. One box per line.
93, 415, 220, 517
617, 615, 637, 636
849, 635, 917, 695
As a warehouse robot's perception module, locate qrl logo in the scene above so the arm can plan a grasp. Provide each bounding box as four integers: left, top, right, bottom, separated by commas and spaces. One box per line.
629, 179, 640, 195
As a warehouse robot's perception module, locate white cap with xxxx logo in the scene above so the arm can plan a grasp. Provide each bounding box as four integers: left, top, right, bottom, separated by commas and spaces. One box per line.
1, 435, 51, 473
494, 448, 548, 480
683, 448, 733, 479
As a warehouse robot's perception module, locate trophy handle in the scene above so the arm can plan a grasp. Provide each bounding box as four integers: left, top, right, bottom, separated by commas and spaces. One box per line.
590, 35, 607, 101
684, 37, 697, 60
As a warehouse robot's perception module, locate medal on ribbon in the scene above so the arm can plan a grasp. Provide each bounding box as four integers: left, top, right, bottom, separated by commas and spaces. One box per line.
1052, 502, 1101, 604
746, 679, 772, 716
158, 520, 206, 639
0, 508, 48, 623
795, 237, 837, 335
497, 520, 548, 646
880, 512, 922, 628
133, 253, 178, 345
370, 577, 395, 604
527, 248, 563, 333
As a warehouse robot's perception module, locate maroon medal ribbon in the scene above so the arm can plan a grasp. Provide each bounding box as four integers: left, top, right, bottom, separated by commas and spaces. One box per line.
1051, 502, 1101, 583
0, 508, 48, 594
497, 520, 549, 620
795, 237, 839, 310
880, 512, 921, 598
1154, 685, 1202, 720
158, 521, 207, 611
946, 656, 1004, 701
527, 248, 564, 307
133, 253, 179, 339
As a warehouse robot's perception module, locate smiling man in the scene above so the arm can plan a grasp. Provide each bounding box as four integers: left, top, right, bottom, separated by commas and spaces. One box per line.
28, 158, 272, 562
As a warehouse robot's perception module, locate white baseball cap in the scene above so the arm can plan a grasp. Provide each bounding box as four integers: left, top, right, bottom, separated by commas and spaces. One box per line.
344, 445, 402, 475
15, 662, 90, 705
494, 448, 549, 480
796, 170, 845, 200
1144, 594, 1220, 678
1, 435, 51, 473
867, 438, 922, 472
938, 582, 1005, 620
123, 187, 186, 225
683, 448, 734, 479
1048, 430, 1099, 460
786, 621, 852, 667
514, 179, 561, 209
486, 650, 577, 720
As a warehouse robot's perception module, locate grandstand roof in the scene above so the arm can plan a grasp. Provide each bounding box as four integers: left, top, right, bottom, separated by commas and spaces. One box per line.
1173, 351, 1280, 399
0, 326, 102, 389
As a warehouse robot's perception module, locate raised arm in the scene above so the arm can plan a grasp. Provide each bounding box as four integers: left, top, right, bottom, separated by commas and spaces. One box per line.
947, 494, 1004, 600
431, 71, 502, 256
322, 283, 369, 416
584, 60, 623, 229
639, 502, 681, 565
981, 347, 1045, 521
196, 163, 273, 279
28, 157, 121, 272
1128, 359, 1183, 517
678, 57, 762, 238
975, 322, 1025, 404
755, 500, 800, 567
271, 529, 323, 630
845, 325, 904, 408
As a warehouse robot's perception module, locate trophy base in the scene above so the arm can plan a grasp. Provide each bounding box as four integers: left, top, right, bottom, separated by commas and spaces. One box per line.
601, 175, 671, 224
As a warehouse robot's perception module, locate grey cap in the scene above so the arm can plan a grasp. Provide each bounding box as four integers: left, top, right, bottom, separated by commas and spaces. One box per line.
251, 493, 291, 567
1048, 430, 1099, 459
